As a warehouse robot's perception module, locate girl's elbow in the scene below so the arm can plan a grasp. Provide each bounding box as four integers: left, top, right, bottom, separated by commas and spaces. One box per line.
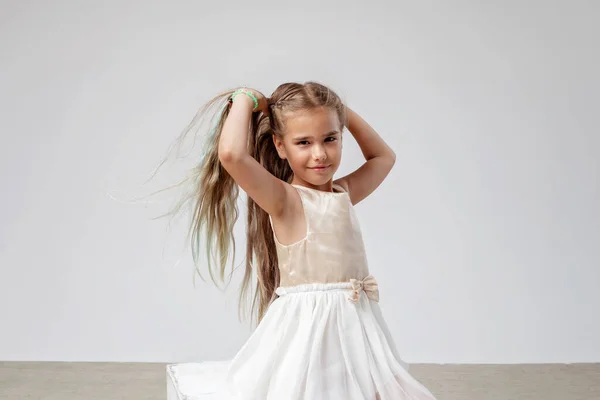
389, 149, 397, 163
218, 147, 236, 164
386, 149, 396, 168
218, 147, 246, 165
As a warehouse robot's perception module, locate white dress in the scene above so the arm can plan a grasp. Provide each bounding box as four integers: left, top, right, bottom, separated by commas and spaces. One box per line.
218, 184, 437, 399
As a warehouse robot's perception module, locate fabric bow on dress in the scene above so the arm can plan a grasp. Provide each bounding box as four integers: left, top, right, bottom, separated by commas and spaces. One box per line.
349, 275, 379, 303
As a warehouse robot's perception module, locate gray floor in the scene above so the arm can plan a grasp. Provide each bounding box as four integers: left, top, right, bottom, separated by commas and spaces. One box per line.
1, 362, 599, 399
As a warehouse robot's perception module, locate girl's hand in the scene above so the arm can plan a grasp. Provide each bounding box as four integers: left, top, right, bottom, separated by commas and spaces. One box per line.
251, 89, 270, 115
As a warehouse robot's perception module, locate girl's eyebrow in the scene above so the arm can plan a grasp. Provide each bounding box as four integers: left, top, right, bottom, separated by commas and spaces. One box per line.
292, 135, 311, 141
292, 131, 339, 141
323, 130, 340, 136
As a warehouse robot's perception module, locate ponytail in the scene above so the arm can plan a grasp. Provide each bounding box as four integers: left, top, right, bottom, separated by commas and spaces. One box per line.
161, 82, 344, 325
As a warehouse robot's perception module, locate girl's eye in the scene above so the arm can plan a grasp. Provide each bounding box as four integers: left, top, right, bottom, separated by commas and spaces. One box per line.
297, 141, 309, 146
325, 137, 337, 142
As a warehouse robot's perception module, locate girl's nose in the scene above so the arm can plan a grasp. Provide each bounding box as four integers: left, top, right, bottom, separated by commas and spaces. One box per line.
312, 145, 327, 161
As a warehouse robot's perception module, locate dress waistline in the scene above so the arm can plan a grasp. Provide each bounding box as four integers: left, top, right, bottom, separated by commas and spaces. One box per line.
275, 275, 379, 303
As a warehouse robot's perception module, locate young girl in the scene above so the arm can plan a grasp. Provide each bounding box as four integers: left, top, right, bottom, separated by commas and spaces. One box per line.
178, 82, 437, 399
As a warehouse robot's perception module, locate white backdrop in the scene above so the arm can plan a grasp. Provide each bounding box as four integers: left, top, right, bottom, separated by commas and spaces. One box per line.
1, 0, 598, 364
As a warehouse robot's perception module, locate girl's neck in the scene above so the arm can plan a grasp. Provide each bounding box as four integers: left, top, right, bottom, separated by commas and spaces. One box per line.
290, 178, 335, 193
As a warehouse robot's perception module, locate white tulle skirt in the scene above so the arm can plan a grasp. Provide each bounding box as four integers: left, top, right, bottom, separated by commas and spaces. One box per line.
217, 282, 437, 400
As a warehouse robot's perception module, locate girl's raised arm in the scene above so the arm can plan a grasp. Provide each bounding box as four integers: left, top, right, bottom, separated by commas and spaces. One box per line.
335, 107, 396, 204
218, 89, 289, 217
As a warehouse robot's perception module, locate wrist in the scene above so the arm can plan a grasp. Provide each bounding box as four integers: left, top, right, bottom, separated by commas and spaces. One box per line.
231, 94, 255, 110
230, 88, 259, 111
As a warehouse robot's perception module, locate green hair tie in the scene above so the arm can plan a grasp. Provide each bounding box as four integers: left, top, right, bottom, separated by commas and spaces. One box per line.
230, 88, 259, 111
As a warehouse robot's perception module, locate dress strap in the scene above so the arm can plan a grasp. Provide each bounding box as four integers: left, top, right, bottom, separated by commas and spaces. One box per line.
332, 182, 346, 193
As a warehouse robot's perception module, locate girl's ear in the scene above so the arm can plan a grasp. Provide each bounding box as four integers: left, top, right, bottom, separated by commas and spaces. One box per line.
272, 134, 287, 159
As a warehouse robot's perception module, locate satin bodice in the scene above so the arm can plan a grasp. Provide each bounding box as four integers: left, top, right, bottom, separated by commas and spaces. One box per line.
272, 184, 370, 287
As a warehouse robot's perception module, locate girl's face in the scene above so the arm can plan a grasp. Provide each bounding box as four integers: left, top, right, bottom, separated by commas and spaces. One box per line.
273, 107, 343, 188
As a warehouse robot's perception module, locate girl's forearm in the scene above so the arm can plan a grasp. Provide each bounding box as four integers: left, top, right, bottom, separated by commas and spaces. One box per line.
218, 96, 255, 162
346, 107, 396, 162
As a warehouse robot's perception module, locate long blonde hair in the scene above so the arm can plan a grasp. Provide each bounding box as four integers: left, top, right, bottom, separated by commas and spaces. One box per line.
169, 82, 346, 324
